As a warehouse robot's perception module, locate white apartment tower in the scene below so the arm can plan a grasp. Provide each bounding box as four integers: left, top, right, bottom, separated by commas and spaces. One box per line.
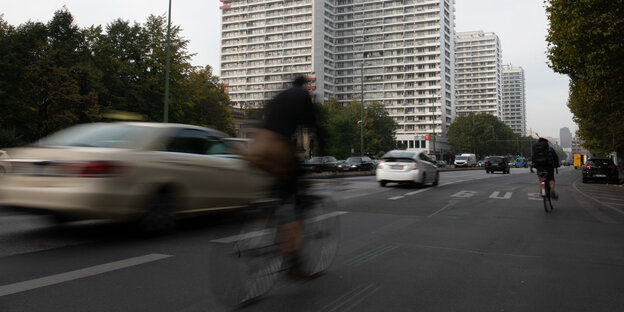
455, 31, 502, 118
220, 0, 456, 153
333, 0, 456, 151
219, 0, 327, 107
502, 64, 526, 136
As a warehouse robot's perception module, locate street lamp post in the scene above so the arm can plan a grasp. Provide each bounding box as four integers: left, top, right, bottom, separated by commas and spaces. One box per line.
432, 105, 436, 159
163, 0, 172, 123
360, 62, 364, 156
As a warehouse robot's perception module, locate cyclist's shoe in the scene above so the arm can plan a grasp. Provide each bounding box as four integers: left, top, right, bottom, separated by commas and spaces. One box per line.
551, 190, 559, 200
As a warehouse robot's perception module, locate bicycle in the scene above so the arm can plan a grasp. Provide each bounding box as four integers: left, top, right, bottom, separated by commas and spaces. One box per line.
209, 180, 342, 307
537, 170, 554, 213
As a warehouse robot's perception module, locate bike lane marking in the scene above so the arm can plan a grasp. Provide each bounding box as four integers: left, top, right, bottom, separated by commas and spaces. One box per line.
0, 253, 172, 297
573, 179, 624, 215
489, 191, 512, 199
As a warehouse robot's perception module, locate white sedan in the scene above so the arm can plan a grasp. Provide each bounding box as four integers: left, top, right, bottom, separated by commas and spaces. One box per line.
376, 150, 439, 187
0, 122, 272, 230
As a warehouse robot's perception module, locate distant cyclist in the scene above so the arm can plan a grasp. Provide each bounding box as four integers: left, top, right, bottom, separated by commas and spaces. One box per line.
244, 76, 324, 276
532, 137, 560, 199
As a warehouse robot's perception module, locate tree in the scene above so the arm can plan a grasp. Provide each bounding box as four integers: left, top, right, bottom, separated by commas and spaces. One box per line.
0, 9, 233, 147
318, 99, 396, 159
363, 102, 396, 157
185, 66, 234, 135
447, 113, 517, 157
545, 0, 624, 155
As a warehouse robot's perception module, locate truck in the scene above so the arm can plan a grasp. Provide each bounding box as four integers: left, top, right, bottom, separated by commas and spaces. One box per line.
454, 153, 477, 168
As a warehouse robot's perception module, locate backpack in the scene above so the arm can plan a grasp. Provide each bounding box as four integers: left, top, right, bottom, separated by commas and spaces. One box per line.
532, 141, 553, 167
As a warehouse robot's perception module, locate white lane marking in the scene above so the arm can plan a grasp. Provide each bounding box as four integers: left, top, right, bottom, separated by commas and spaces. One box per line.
489, 191, 512, 199
451, 190, 477, 198
405, 189, 430, 196
528, 193, 542, 201
388, 196, 405, 200
211, 211, 348, 244
0, 254, 172, 297
428, 201, 457, 218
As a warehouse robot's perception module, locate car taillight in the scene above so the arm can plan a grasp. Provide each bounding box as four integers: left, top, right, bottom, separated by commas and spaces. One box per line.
585, 164, 592, 169
412, 161, 418, 170
58, 161, 124, 177
608, 165, 615, 169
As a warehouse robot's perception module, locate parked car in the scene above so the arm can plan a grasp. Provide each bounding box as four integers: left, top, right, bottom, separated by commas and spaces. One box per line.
303, 156, 339, 172
0, 122, 272, 229
337, 156, 375, 171
582, 158, 619, 183
485, 156, 510, 174
376, 150, 439, 187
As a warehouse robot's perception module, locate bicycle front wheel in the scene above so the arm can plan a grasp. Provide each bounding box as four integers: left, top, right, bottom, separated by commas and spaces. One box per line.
298, 195, 341, 276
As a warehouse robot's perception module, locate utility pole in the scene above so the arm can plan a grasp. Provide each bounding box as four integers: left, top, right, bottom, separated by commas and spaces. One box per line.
163, 0, 172, 123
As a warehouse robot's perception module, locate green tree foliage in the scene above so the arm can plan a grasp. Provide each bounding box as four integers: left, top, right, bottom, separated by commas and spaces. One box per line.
447, 113, 518, 157
545, 0, 624, 155
0, 9, 232, 147
319, 99, 396, 159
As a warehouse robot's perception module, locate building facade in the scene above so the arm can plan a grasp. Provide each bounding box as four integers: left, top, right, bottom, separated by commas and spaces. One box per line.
502, 64, 526, 136
454, 31, 502, 118
219, 0, 456, 154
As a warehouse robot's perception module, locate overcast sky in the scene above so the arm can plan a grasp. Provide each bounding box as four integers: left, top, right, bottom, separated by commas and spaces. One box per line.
2, 0, 574, 139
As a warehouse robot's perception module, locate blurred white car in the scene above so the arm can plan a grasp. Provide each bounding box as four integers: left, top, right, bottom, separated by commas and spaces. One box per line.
0, 122, 272, 229
376, 150, 439, 187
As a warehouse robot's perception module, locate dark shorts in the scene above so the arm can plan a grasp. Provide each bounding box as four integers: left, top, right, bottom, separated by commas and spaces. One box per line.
535, 167, 555, 181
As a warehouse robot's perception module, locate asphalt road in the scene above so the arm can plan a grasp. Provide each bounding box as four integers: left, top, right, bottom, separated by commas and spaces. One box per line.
1, 167, 624, 311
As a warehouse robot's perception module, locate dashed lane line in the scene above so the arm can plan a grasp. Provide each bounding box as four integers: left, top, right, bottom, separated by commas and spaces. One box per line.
0, 253, 172, 297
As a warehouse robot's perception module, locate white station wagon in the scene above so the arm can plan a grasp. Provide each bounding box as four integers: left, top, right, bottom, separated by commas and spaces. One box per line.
376, 150, 439, 187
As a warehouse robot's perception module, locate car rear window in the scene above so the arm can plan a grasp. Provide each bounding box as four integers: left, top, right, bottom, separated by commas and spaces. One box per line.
587, 159, 614, 166
383, 152, 415, 162
37, 124, 151, 148
487, 157, 504, 162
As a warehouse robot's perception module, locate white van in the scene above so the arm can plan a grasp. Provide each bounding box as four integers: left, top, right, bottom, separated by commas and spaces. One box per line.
454, 153, 477, 168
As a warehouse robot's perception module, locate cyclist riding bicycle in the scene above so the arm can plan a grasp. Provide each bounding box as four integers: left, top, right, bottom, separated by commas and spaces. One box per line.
531, 137, 560, 200
243, 76, 324, 276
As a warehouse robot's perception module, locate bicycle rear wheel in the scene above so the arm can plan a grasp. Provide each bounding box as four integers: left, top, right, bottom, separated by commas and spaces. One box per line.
298, 195, 341, 276
210, 208, 283, 307
543, 184, 553, 213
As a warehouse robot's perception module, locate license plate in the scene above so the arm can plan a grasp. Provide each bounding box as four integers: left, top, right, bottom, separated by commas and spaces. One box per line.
594, 174, 607, 177
390, 165, 403, 170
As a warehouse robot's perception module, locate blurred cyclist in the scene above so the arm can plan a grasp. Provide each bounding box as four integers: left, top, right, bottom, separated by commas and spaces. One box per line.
532, 137, 560, 199
244, 76, 324, 275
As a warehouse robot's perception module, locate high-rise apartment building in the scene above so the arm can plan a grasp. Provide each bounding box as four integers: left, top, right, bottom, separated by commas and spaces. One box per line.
502, 64, 526, 136
219, 0, 456, 153
559, 127, 572, 149
455, 31, 502, 118
220, 0, 321, 107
